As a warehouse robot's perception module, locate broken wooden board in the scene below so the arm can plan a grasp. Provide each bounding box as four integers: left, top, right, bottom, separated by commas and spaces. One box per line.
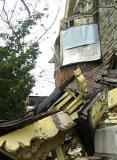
108, 88, 117, 109
0, 111, 74, 160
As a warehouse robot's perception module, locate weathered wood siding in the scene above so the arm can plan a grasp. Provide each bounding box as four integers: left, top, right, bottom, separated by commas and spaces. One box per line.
98, 0, 117, 62
55, 61, 101, 87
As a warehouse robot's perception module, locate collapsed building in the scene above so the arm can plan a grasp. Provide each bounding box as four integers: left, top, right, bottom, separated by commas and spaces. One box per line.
49, 0, 117, 157
51, 0, 117, 88
0, 0, 117, 159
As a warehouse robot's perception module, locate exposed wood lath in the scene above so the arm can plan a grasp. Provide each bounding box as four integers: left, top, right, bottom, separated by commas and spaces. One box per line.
64, 0, 96, 16
64, 0, 76, 19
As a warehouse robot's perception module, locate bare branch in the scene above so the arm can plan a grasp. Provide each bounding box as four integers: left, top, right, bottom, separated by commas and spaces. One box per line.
2, 0, 6, 10
2, 0, 14, 31
9, 1, 18, 22
0, 14, 8, 23
21, 0, 31, 18
2, 0, 9, 21
39, 19, 47, 31
32, 0, 38, 13
37, 7, 60, 41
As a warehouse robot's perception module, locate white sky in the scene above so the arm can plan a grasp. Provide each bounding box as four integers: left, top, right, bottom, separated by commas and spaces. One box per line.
31, 0, 66, 96
0, 0, 66, 96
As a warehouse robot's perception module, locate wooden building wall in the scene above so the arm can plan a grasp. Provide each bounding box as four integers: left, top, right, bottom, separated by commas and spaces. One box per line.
54, 0, 117, 87
98, 0, 117, 64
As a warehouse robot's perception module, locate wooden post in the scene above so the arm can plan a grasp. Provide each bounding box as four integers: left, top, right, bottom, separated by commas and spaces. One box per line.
56, 146, 66, 160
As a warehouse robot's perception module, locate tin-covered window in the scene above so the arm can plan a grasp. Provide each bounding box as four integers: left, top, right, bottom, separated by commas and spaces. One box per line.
61, 24, 101, 66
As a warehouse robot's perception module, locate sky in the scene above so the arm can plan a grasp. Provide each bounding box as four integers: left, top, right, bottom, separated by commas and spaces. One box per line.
0, 0, 66, 96
31, 0, 66, 96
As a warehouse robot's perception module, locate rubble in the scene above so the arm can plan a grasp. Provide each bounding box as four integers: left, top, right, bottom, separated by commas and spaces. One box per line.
0, 0, 117, 159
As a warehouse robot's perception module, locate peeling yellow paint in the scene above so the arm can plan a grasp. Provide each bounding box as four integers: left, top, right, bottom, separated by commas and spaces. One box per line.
108, 88, 117, 109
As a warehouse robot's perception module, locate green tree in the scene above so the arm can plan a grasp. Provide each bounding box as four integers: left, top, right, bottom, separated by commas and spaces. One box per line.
0, 13, 42, 120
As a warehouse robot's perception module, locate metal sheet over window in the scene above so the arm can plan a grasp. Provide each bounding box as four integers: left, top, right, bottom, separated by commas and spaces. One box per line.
62, 24, 100, 49
62, 43, 101, 66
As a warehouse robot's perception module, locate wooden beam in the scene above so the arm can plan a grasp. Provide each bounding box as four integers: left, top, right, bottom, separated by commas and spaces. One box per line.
73, 0, 80, 14
0, 112, 74, 159
56, 146, 66, 160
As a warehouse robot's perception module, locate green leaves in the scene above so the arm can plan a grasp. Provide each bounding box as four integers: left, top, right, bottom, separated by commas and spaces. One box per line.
0, 13, 40, 120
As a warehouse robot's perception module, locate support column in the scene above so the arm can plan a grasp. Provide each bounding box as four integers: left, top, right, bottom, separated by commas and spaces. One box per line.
56, 146, 66, 160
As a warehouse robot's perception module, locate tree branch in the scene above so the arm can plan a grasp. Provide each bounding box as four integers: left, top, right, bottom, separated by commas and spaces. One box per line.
9, 1, 18, 22
32, 0, 38, 13
2, 0, 9, 22
2, 0, 14, 31
21, 0, 31, 18
37, 7, 60, 42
